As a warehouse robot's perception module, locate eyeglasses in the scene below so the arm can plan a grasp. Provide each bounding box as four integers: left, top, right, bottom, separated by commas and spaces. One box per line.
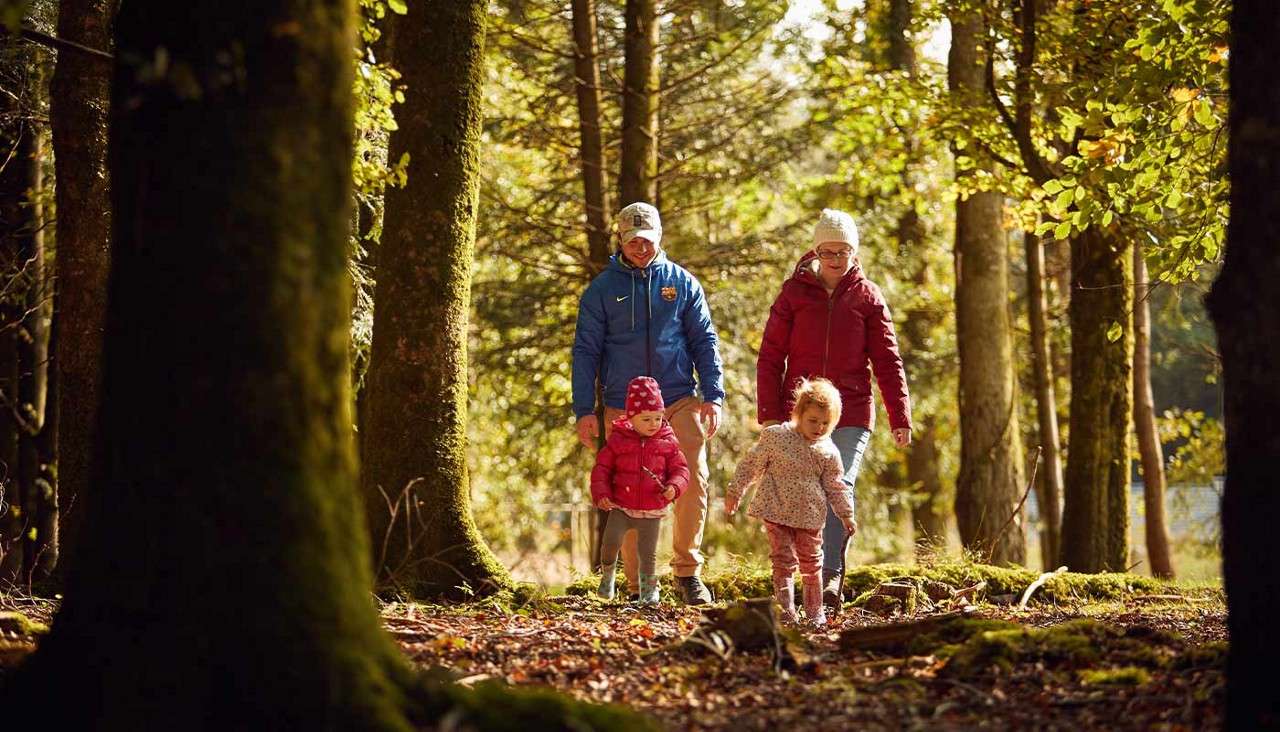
816, 248, 853, 259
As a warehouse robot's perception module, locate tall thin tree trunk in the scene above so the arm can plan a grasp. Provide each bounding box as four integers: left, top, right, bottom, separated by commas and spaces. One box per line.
1133, 241, 1174, 578
364, 0, 510, 598
571, 0, 611, 271
908, 418, 947, 551
1060, 226, 1132, 573
571, 0, 612, 569
1, 0, 426, 725
1211, 6, 1280, 727
18, 119, 50, 581
50, 0, 115, 578
948, 10, 1025, 565
1025, 230, 1063, 568
618, 0, 658, 205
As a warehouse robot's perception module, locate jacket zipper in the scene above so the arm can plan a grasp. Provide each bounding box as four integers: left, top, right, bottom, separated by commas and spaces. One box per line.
822, 290, 834, 377
643, 269, 652, 376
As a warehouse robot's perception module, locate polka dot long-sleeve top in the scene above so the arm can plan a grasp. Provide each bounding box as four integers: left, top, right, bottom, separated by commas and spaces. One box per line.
725, 423, 854, 531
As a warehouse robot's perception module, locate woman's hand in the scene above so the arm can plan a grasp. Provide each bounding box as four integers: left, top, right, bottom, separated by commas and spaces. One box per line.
663, 486, 676, 501
595, 497, 616, 511
724, 496, 740, 517
892, 428, 911, 448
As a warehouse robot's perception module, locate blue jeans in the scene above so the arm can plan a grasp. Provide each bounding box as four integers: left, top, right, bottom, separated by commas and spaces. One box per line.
823, 426, 871, 574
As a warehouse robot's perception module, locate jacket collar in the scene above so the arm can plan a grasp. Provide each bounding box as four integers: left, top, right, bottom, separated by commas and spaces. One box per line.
792, 251, 864, 291
609, 249, 669, 275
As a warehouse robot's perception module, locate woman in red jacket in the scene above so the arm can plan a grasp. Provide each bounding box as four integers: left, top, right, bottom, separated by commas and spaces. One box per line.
756, 208, 913, 606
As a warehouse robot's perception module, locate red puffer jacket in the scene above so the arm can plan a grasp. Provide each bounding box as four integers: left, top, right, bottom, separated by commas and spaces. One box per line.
590, 418, 690, 511
757, 254, 912, 431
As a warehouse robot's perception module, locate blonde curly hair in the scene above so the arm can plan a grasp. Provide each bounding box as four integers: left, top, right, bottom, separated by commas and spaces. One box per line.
790, 377, 842, 436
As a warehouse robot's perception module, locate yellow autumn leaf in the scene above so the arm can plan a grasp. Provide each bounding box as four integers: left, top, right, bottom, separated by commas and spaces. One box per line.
1208, 46, 1228, 64
1171, 87, 1200, 104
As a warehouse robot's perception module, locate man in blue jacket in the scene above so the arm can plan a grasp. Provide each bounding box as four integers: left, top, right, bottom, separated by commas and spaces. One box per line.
573, 201, 724, 605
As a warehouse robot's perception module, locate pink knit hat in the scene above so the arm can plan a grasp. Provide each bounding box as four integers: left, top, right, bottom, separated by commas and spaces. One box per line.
625, 376, 665, 417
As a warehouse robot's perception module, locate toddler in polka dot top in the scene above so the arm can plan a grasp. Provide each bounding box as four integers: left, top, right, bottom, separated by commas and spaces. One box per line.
725, 377, 855, 625
590, 376, 690, 604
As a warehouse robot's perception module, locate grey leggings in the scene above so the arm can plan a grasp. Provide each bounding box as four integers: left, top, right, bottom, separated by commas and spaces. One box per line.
600, 511, 661, 576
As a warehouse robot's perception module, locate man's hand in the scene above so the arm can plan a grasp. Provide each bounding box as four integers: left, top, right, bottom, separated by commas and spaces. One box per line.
576, 415, 600, 448
663, 485, 676, 501
892, 428, 911, 448
595, 497, 616, 511
700, 402, 722, 438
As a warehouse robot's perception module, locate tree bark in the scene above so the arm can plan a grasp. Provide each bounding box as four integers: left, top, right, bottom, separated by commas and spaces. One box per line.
948, 10, 1025, 565
1208, 4, 1280, 726
618, 0, 659, 206
1025, 230, 1063, 569
1132, 241, 1174, 579
364, 0, 510, 598
1060, 226, 1132, 573
49, 0, 115, 578
0, 0, 431, 726
908, 418, 948, 551
571, 0, 611, 272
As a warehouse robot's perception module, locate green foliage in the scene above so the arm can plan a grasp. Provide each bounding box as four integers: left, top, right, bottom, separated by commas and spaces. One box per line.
1077, 666, 1153, 686
1158, 408, 1224, 487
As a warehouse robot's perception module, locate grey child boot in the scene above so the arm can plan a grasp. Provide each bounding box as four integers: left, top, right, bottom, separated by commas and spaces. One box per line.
638, 573, 661, 604
597, 562, 618, 600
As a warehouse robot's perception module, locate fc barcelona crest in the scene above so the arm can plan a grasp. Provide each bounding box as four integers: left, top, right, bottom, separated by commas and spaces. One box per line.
661, 286, 677, 302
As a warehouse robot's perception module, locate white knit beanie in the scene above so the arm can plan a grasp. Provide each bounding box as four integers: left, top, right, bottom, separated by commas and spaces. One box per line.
813, 208, 859, 253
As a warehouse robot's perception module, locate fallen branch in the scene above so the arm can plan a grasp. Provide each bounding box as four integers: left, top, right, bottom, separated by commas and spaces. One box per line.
1017, 565, 1067, 610
838, 607, 978, 653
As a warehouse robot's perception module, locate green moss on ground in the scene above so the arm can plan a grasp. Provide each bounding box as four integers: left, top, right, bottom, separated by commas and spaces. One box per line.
0, 611, 48, 637
1078, 666, 1153, 686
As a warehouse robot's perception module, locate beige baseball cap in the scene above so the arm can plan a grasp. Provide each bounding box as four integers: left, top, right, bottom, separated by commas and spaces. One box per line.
618, 201, 662, 246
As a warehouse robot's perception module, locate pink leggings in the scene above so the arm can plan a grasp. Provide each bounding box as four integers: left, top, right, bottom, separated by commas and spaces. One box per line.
765, 521, 823, 583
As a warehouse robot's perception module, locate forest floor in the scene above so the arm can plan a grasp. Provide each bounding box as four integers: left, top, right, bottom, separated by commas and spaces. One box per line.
0, 566, 1226, 731
382, 593, 1224, 730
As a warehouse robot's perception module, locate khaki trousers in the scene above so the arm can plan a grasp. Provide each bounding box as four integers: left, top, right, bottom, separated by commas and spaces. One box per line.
602, 395, 709, 592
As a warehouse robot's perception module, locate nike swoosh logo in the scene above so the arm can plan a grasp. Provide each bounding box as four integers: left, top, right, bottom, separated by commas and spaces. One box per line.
616, 296, 629, 302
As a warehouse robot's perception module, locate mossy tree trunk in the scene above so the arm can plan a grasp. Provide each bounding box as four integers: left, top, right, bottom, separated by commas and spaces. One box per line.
618, 0, 658, 206
948, 10, 1025, 566
1208, 4, 1280, 727
1060, 226, 1132, 573
1132, 242, 1174, 578
0, 1, 427, 726
49, 0, 116, 582
364, 0, 510, 599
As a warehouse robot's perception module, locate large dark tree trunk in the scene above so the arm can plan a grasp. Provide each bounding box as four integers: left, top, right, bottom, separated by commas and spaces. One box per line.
0, 1, 426, 725
364, 0, 510, 598
49, 0, 115, 577
1025, 230, 1063, 568
618, 0, 658, 205
1133, 241, 1174, 578
948, 10, 1025, 565
1060, 226, 1132, 573
1209, 3, 1280, 727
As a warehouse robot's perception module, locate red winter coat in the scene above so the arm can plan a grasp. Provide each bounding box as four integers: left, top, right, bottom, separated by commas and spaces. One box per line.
590, 418, 691, 511
757, 254, 912, 432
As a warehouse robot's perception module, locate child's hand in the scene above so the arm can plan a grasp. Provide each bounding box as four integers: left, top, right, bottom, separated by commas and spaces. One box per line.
724, 496, 740, 516
841, 517, 858, 536
595, 498, 616, 511
663, 485, 676, 501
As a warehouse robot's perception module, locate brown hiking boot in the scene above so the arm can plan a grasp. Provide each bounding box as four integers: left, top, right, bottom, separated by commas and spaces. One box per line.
822, 569, 842, 608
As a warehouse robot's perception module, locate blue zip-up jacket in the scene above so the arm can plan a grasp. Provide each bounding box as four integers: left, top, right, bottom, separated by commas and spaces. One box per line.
572, 250, 725, 418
